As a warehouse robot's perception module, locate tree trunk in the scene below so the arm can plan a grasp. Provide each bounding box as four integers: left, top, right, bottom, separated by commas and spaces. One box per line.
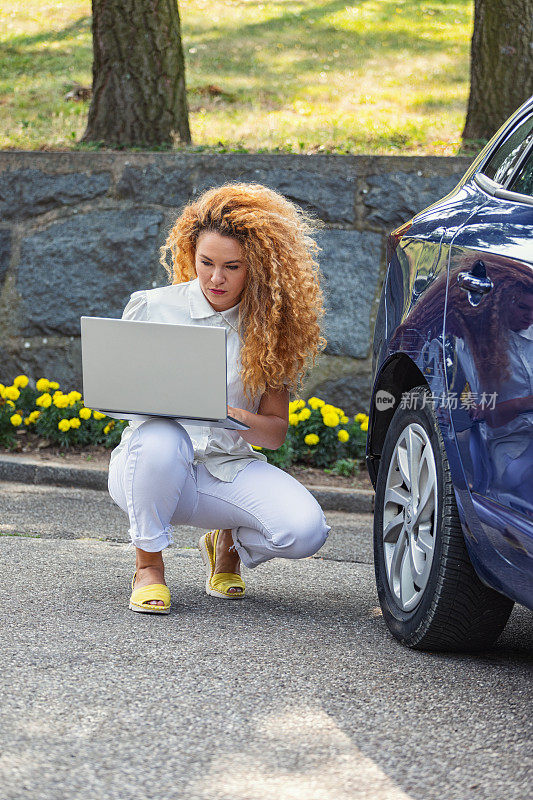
81, 0, 191, 147
462, 0, 533, 142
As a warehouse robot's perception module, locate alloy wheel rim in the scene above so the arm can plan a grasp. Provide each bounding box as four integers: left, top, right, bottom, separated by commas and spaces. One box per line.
382, 423, 438, 611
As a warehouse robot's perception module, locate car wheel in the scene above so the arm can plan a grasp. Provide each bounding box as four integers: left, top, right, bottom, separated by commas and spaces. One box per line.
373, 384, 514, 652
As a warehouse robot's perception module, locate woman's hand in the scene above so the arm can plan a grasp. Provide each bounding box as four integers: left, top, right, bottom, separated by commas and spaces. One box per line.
470, 403, 487, 422
227, 387, 289, 450
227, 405, 249, 426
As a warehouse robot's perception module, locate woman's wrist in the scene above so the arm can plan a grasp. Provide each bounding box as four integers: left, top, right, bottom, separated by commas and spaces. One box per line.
228, 405, 287, 450
516, 394, 533, 415
227, 405, 251, 426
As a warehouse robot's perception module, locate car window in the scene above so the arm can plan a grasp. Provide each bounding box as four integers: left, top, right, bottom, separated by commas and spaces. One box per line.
509, 146, 533, 198
481, 115, 533, 186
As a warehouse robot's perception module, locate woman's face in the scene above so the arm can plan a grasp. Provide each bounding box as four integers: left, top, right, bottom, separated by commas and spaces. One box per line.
195, 231, 247, 312
507, 289, 533, 332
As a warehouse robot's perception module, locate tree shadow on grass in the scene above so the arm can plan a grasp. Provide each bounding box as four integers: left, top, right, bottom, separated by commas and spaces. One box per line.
2, 15, 92, 49
0, 17, 92, 87
184, 0, 471, 95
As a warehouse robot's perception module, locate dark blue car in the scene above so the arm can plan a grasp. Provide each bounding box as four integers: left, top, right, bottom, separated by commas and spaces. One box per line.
367, 95, 533, 652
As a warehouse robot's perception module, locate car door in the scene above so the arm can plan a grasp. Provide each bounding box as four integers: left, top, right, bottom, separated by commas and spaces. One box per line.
444, 119, 533, 595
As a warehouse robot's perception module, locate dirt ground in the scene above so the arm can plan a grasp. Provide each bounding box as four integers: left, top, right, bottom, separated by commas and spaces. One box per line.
2, 433, 373, 491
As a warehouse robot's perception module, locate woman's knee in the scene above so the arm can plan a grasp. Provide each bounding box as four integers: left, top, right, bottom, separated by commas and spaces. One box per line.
270, 500, 330, 559
132, 418, 194, 470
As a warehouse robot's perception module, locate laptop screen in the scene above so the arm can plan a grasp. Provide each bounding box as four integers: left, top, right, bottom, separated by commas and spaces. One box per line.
80, 317, 228, 419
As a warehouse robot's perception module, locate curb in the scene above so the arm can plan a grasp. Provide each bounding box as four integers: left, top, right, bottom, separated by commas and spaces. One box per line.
0, 454, 108, 492
0, 455, 374, 514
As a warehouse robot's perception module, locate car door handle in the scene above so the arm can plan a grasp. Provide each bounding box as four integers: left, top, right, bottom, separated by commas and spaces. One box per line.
457, 261, 493, 306
457, 272, 493, 293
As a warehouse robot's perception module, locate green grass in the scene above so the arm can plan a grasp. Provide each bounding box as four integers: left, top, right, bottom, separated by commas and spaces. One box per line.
0, 0, 474, 154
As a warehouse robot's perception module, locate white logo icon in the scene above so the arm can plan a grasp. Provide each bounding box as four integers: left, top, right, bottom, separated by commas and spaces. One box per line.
375, 389, 396, 411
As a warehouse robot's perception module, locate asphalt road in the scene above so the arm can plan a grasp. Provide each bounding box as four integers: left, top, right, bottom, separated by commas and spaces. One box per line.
0, 480, 531, 800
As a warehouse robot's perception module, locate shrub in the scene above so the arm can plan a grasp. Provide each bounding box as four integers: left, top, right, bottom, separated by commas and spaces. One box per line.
255, 397, 368, 469
324, 458, 360, 477
0, 375, 128, 450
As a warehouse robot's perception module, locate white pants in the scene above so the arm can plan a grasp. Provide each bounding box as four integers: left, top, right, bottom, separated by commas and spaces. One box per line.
107, 418, 331, 568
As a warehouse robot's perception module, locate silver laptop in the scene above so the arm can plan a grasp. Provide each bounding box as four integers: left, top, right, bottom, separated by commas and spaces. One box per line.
80, 316, 249, 430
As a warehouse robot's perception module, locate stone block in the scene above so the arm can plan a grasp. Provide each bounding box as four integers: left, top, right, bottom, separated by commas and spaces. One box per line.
307, 371, 373, 417
0, 169, 110, 220
316, 229, 382, 358
195, 164, 356, 223
17, 209, 163, 336
116, 165, 192, 207
0, 343, 18, 383
0, 340, 83, 390
0, 229, 11, 284
365, 172, 462, 228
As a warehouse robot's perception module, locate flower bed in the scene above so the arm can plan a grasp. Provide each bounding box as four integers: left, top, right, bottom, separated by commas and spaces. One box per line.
257, 398, 368, 472
0, 375, 369, 474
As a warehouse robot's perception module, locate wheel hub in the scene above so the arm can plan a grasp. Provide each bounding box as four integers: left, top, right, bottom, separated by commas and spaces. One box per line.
381, 422, 438, 611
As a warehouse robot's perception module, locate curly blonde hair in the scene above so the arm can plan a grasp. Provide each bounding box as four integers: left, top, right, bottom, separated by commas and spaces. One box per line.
159, 182, 327, 402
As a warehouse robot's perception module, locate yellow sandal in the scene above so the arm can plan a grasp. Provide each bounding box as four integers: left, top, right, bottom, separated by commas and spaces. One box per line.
129, 571, 171, 614
198, 530, 246, 599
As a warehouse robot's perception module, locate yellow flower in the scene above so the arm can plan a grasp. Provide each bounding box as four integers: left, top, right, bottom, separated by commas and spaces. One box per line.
93, 411, 106, 420
29, 410, 40, 422
6, 400, 15, 408
79, 407, 92, 420
0, 383, 4, 396
340, 415, 349, 424
304, 433, 319, 446
24, 417, 31, 426
360, 420, 369, 432
13, 375, 29, 388
298, 408, 311, 421
4, 386, 20, 401
320, 404, 337, 416
288, 400, 305, 414
69, 417, 81, 429
322, 412, 340, 427
103, 424, 111, 434
251, 445, 263, 450
354, 413, 367, 423
307, 397, 325, 410
36, 378, 50, 392
49, 381, 60, 390
58, 419, 71, 432
10, 413, 22, 426
288, 413, 299, 426
338, 429, 350, 443
68, 391, 82, 401
53, 395, 70, 409
36, 393, 52, 408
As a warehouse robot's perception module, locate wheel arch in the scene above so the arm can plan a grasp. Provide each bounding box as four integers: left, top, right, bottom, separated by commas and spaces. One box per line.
366, 353, 428, 487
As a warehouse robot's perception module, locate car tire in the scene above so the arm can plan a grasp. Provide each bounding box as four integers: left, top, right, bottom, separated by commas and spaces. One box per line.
373, 384, 514, 652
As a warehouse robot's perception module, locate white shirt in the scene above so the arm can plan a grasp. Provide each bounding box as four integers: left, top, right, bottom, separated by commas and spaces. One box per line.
109, 277, 268, 482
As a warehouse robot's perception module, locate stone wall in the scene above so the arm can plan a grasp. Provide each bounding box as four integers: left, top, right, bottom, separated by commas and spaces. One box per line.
0, 152, 470, 414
